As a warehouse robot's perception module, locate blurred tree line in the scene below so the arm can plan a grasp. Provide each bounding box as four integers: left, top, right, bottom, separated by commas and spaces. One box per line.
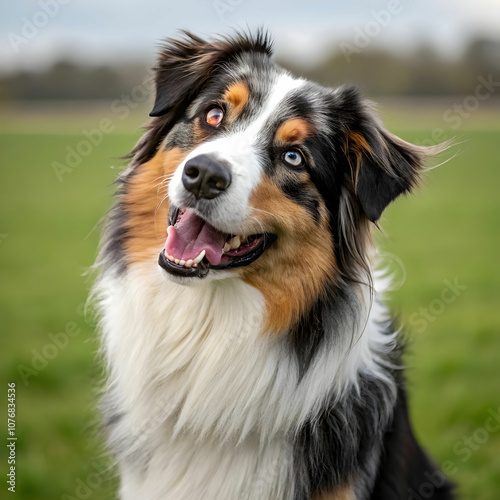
0, 37, 499, 101
0, 62, 150, 101
291, 37, 500, 97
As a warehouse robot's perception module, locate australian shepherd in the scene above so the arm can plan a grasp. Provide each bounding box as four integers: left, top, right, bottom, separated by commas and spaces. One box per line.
93, 31, 454, 500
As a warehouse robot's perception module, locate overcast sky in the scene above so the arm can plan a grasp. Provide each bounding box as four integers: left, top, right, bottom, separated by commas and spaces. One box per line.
1, 0, 500, 73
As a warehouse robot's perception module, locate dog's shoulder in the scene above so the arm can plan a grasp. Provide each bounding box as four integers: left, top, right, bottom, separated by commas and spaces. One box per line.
371, 384, 455, 500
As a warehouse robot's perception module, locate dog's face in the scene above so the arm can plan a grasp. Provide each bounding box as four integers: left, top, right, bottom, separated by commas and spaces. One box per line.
120, 32, 431, 332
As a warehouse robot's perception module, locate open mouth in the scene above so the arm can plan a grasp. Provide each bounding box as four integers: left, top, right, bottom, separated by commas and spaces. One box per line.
158, 208, 276, 278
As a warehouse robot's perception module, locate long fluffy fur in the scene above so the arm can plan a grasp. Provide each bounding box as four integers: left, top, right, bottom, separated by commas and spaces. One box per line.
93, 30, 453, 500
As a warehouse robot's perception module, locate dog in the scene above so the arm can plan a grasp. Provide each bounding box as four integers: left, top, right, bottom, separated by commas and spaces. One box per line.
93, 31, 454, 500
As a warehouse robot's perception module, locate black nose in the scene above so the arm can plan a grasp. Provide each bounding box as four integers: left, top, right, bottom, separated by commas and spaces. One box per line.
182, 155, 231, 200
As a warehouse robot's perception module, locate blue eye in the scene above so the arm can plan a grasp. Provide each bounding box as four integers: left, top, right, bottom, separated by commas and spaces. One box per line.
282, 149, 304, 167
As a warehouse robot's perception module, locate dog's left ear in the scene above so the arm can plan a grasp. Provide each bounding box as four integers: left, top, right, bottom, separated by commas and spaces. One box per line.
342, 89, 439, 222
348, 128, 426, 222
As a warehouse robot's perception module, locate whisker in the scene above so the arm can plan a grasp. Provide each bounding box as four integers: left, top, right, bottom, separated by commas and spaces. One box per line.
154, 174, 175, 191
153, 192, 171, 237
247, 215, 267, 237
251, 207, 287, 226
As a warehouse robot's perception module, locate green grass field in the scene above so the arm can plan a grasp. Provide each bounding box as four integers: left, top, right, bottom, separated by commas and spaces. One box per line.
0, 102, 499, 499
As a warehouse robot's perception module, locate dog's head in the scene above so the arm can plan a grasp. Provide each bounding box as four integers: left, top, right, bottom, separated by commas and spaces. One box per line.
114, 31, 438, 332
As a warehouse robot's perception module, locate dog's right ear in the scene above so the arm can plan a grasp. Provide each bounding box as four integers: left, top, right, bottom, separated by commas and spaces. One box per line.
129, 31, 272, 167
150, 30, 273, 117
150, 33, 221, 117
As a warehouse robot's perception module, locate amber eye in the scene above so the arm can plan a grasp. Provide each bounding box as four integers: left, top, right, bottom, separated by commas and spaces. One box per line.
206, 107, 224, 127
282, 149, 304, 167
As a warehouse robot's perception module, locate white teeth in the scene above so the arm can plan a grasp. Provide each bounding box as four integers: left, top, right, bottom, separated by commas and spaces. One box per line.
168, 251, 204, 267
169, 233, 248, 268
193, 250, 206, 265
228, 235, 241, 250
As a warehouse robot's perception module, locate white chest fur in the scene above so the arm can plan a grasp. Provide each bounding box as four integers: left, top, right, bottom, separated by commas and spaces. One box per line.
94, 265, 395, 499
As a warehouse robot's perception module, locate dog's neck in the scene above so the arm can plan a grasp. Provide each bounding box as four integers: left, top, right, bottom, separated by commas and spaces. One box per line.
95, 264, 396, 499
97, 263, 395, 440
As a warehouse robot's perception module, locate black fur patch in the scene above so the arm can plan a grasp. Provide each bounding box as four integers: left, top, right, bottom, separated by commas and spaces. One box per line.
292, 348, 454, 500
371, 384, 455, 500
293, 370, 395, 500
280, 179, 321, 223
288, 284, 361, 376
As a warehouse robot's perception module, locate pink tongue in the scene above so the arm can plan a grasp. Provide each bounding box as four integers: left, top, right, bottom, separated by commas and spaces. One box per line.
164, 209, 227, 266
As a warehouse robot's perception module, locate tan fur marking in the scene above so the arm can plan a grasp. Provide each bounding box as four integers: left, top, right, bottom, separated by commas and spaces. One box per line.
345, 131, 371, 187
275, 118, 314, 144
224, 81, 250, 118
242, 175, 336, 334
348, 131, 371, 154
312, 484, 356, 500
123, 148, 188, 264
193, 117, 210, 144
